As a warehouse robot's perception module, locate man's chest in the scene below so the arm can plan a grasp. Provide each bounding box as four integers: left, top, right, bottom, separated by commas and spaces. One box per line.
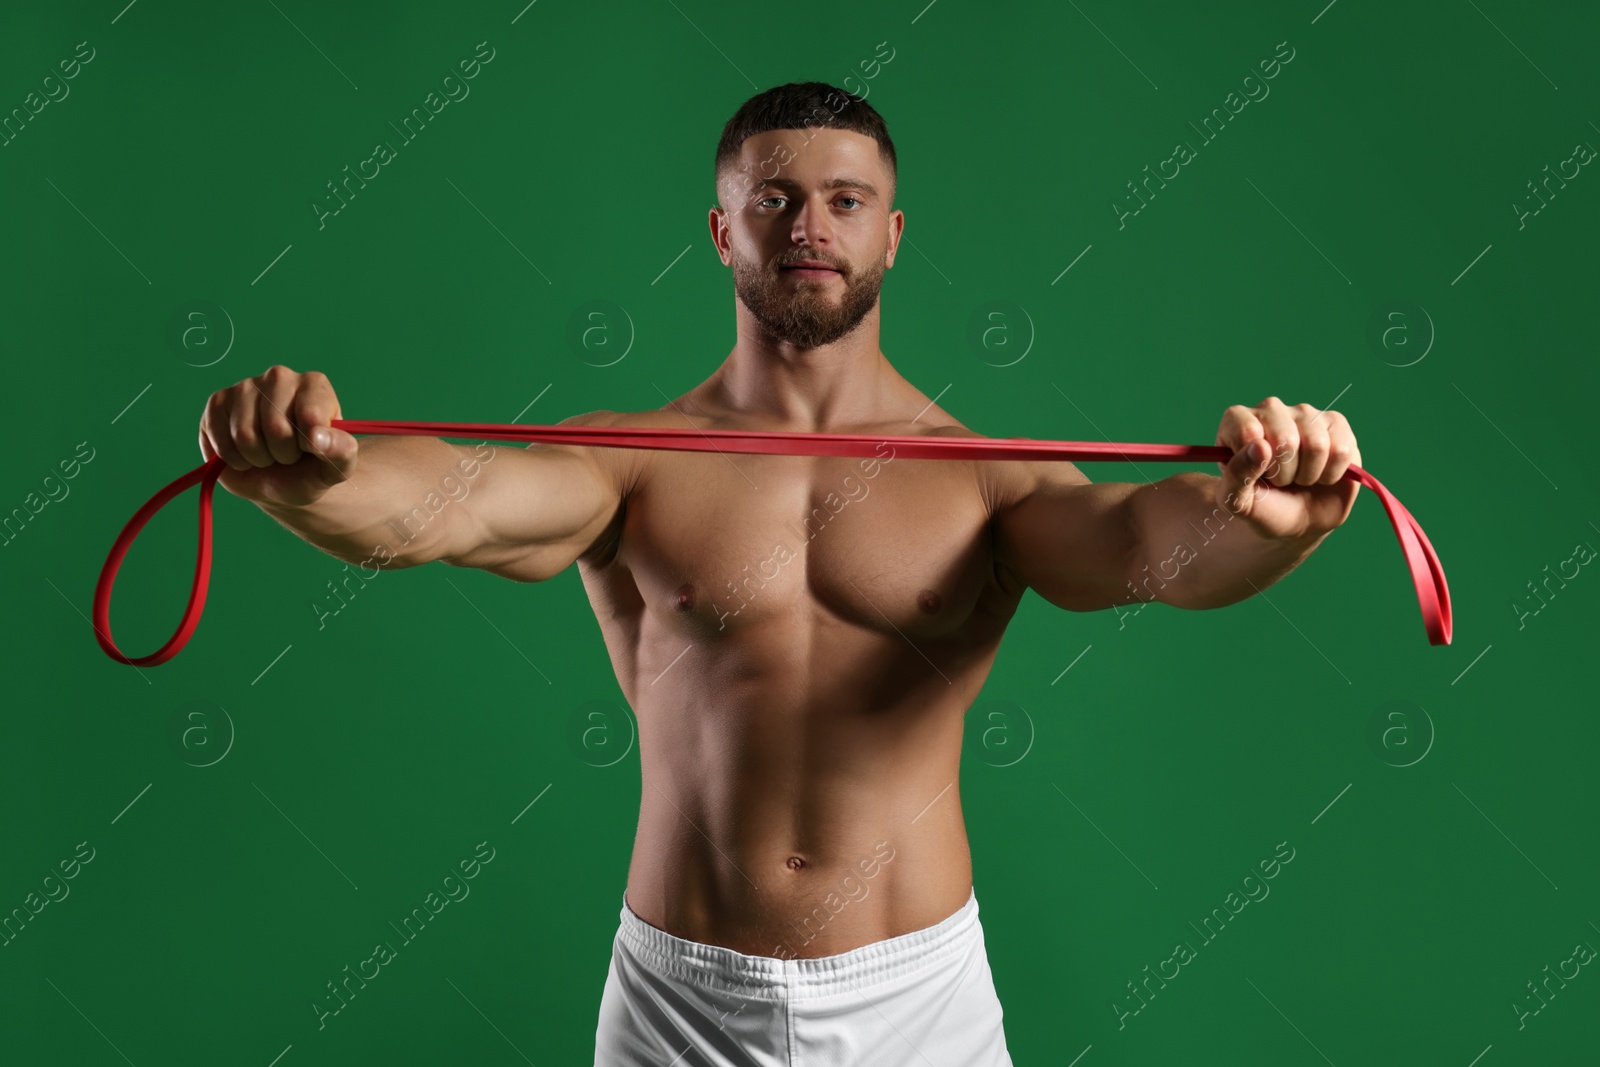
603, 447, 1002, 642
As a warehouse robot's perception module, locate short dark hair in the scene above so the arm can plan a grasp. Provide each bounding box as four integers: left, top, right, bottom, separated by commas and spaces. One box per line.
714, 81, 897, 206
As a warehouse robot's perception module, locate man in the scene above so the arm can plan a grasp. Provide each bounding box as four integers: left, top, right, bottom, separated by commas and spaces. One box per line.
199, 82, 1360, 1065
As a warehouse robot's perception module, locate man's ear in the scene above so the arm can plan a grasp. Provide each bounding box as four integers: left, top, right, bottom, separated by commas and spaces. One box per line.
707, 205, 731, 266
884, 208, 904, 270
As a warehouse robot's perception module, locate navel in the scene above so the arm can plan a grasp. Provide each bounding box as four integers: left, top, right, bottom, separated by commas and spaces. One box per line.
673, 583, 697, 611
916, 588, 942, 614
785, 855, 808, 872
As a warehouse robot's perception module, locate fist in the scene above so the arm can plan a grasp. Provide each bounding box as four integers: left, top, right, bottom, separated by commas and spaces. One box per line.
1215, 396, 1362, 539
198, 364, 359, 506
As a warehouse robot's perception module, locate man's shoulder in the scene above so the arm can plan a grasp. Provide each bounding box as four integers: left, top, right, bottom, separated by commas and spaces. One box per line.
919, 422, 983, 439
909, 421, 1092, 515
519, 409, 668, 502
555, 408, 645, 427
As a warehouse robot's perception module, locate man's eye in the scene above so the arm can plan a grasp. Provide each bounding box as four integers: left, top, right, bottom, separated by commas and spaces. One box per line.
755, 196, 865, 209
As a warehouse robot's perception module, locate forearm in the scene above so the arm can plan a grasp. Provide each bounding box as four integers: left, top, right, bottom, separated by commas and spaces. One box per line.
257, 436, 489, 568
1125, 472, 1327, 610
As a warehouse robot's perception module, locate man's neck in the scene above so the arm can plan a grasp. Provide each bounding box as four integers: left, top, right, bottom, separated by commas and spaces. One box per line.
710, 312, 896, 431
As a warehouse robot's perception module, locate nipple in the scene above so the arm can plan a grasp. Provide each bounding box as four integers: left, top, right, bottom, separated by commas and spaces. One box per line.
673, 583, 696, 611
916, 588, 942, 614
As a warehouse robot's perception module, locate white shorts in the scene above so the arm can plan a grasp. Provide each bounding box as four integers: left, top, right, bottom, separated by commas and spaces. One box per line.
593, 886, 1014, 1066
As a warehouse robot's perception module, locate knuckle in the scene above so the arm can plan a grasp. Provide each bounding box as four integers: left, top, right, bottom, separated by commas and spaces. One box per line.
291, 391, 322, 419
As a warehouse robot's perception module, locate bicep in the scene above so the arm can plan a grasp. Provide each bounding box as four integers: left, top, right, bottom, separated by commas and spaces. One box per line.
990, 463, 1143, 612
442, 415, 626, 582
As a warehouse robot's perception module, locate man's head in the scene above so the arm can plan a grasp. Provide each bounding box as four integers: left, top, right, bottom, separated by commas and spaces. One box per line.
710, 82, 904, 350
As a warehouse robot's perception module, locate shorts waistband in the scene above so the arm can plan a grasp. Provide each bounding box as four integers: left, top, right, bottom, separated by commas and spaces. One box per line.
616, 888, 982, 1002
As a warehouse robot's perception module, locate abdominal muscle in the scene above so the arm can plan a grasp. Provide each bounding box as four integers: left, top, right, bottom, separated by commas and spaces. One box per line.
612, 610, 999, 960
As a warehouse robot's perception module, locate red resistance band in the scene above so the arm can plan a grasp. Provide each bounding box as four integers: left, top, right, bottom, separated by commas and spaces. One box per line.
92, 419, 1452, 666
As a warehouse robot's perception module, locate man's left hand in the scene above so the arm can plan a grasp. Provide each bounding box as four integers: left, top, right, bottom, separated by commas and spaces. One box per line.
1215, 396, 1362, 541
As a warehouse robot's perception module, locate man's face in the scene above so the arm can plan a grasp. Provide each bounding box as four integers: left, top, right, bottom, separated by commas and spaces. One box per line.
711, 128, 903, 349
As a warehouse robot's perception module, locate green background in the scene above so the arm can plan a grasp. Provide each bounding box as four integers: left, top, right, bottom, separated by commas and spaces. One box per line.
4, 0, 1596, 1064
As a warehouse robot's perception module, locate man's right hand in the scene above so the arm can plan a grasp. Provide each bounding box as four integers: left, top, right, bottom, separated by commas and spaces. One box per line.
198, 364, 359, 507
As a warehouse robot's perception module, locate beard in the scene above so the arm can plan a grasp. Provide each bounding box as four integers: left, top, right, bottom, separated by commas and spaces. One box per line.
731, 247, 886, 349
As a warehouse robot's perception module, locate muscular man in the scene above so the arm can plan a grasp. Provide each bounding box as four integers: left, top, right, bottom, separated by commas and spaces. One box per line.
199, 82, 1360, 1065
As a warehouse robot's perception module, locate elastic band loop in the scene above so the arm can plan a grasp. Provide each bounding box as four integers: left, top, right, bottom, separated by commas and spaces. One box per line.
92, 455, 223, 665
91, 423, 1451, 666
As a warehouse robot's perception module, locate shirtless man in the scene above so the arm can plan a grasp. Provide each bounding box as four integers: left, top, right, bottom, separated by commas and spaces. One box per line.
199, 82, 1361, 1065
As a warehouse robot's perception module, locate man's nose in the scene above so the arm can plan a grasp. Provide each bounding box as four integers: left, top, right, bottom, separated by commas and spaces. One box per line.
790, 196, 836, 247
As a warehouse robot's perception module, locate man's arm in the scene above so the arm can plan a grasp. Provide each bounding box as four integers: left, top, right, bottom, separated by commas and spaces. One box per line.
989, 398, 1361, 612
201, 365, 627, 583
427, 413, 628, 581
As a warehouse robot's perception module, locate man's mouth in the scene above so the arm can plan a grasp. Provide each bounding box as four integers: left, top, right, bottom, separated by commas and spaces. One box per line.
780, 260, 842, 277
